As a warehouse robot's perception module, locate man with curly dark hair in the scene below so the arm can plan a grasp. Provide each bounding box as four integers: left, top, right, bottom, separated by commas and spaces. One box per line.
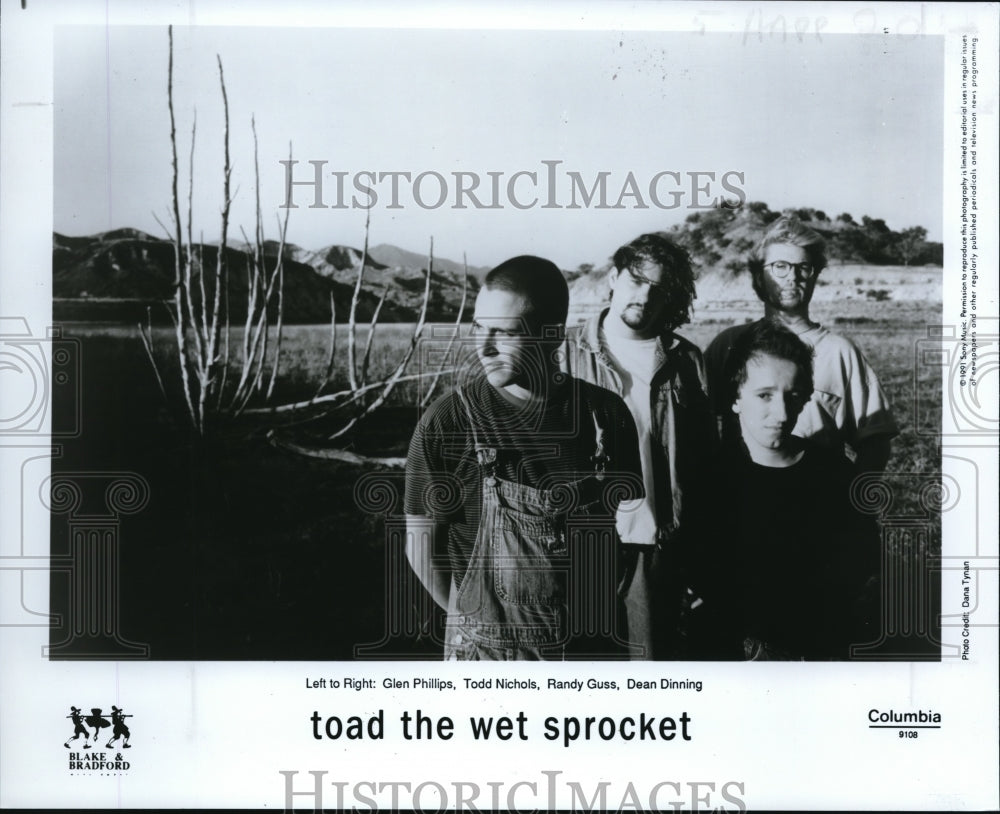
565, 232, 716, 659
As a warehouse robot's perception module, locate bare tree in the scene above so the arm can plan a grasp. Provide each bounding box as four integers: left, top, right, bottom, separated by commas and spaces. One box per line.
252, 233, 469, 464
142, 26, 463, 451
142, 27, 295, 434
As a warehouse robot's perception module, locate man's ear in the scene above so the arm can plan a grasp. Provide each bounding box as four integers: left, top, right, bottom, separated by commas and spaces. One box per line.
731, 401, 741, 415
608, 267, 621, 290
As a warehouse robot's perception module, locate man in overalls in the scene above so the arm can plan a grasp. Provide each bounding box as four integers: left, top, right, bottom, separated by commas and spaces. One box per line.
405, 255, 643, 660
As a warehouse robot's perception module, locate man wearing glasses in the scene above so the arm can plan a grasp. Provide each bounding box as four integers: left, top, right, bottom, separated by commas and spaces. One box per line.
565, 233, 715, 659
705, 215, 898, 473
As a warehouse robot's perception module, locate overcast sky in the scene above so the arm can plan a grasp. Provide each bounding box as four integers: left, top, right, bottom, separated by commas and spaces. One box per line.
54, 25, 943, 269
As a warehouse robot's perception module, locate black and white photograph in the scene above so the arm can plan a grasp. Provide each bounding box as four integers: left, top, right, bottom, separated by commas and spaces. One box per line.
1, 1, 997, 810
45, 17, 948, 664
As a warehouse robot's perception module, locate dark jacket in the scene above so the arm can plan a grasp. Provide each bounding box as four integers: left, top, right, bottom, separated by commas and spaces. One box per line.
563, 309, 716, 542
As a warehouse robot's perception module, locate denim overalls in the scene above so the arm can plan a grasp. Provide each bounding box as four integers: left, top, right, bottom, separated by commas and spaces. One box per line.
444, 386, 614, 660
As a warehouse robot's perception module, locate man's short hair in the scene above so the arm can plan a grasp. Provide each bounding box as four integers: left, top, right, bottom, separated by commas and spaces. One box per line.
612, 232, 696, 331
723, 319, 815, 408
747, 215, 828, 301
484, 255, 569, 332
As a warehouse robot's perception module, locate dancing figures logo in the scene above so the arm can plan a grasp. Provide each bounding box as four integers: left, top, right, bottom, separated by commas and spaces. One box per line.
64, 705, 133, 774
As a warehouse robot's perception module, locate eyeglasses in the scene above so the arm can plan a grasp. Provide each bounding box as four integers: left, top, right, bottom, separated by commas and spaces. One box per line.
764, 260, 815, 279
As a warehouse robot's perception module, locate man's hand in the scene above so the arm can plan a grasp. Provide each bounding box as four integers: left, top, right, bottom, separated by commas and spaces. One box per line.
405, 515, 452, 611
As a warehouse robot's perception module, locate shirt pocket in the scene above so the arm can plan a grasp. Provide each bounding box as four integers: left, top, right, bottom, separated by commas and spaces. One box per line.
491, 508, 568, 606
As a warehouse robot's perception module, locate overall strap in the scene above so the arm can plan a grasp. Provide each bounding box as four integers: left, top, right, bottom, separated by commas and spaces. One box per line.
455, 385, 498, 479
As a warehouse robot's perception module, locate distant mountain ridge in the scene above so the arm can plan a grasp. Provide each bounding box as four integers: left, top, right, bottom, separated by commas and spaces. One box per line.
666, 202, 943, 272
53, 204, 940, 324
53, 230, 478, 324
368, 244, 492, 281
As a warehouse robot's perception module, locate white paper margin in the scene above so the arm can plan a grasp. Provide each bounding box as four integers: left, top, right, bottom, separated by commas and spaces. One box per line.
1, 1, 997, 811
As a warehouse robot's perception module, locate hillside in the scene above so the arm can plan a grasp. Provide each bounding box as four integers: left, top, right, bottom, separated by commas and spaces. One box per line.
368, 244, 492, 281
564, 202, 941, 319
53, 232, 477, 324
53, 204, 939, 324
666, 202, 942, 273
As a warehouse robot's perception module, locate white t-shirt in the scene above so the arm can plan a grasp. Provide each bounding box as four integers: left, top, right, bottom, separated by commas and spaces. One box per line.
602, 327, 660, 545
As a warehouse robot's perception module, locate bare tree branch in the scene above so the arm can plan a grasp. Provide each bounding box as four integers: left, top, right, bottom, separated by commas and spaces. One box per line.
267, 431, 406, 468
311, 291, 338, 401
421, 252, 469, 407
190, 110, 208, 356
137, 308, 168, 404
325, 237, 433, 441
244, 367, 456, 416
216, 252, 231, 412
182, 109, 206, 425
227, 226, 260, 410
203, 53, 232, 425
167, 25, 197, 429
265, 142, 293, 401
151, 210, 174, 242
359, 282, 389, 389
346, 207, 371, 392
251, 116, 270, 398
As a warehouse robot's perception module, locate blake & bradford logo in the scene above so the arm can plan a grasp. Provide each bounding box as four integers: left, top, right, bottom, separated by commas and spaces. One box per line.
64, 705, 133, 774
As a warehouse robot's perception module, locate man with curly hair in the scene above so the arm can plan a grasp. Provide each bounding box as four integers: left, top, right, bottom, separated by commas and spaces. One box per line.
565, 233, 716, 659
